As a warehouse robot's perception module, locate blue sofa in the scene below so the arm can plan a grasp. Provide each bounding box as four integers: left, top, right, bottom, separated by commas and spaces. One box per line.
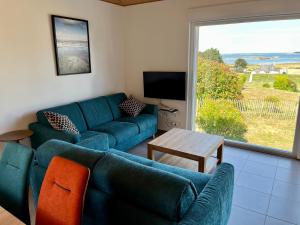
29, 93, 158, 151
31, 140, 234, 225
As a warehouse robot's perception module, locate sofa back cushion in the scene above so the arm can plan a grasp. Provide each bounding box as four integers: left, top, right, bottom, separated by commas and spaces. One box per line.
37, 103, 87, 132
92, 153, 197, 221
78, 97, 113, 129
105, 93, 127, 120
83, 187, 176, 225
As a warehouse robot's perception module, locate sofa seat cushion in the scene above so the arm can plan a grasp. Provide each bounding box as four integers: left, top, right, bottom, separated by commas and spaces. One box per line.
37, 103, 87, 132
80, 131, 116, 147
78, 97, 113, 129
92, 153, 197, 221
92, 121, 139, 144
117, 114, 157, 133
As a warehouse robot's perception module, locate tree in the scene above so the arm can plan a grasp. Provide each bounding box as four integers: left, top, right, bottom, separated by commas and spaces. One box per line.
234, 58, 248, 72
197, 58, 244, 100
199, 48, 224, 63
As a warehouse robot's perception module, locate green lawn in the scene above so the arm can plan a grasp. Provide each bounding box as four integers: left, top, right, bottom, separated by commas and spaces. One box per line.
241, 73, 300, 102
197, 73, 300, 151
241, 74, 299, 151
245, 73, 300, 88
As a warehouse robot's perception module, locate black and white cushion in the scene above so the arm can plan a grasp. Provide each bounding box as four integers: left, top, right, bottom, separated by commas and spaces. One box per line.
44, 111, 80, 135
119, 96, 146, 117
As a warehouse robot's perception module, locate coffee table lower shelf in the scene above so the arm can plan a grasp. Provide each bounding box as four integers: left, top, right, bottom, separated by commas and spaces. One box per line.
147, 145, 223, 173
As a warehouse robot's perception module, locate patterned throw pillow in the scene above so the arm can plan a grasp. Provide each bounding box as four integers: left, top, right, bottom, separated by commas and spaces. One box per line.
119, 96, 146, 117
44, 111, 80, 135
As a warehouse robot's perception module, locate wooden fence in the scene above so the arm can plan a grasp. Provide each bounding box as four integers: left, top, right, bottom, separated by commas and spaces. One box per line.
197, 98, 299, 120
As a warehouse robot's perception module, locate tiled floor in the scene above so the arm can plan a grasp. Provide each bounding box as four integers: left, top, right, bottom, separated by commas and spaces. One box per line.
130, 142, 300, 225
221, 147, 300, 225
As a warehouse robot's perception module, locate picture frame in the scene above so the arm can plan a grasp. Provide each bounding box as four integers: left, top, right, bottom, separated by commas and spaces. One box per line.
51, 15, 91, 76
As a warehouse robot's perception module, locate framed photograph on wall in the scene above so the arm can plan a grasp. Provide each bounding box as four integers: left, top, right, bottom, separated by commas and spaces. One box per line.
51, 15, 91, 75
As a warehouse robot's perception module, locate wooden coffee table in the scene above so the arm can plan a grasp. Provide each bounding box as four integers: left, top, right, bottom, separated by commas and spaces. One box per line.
148, 128, 224, 173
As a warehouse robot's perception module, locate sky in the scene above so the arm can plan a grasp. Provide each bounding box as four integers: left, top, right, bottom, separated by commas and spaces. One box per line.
198, 19, 300, 54
55, 17, 88, 42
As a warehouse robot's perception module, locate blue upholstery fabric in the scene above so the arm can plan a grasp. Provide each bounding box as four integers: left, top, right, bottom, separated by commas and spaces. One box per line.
117, 114, 157, 132
0, 143, 33, 224
30, 93, 158, 150
92, 153, 197, 221
35, 140, 104, 169
78, 97, 114, 129
30, 140, 234, 225
78, 133, 109, 151
80, 131, 116, 148
83, 187, 176, 225
30, 122, 80, 149
141, 104, 159, 117
109, 148, 211, 193
92, 121, 139, 144
36, 103, 87, 132
30, 165, 46, 207
105, 93, 127, 120
80, 131, 103, 140
179, 163, 234, 225
114, 126, 156, 151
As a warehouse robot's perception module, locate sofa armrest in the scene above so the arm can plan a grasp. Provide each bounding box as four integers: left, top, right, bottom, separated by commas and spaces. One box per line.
179, 163, 234, 225
142, 104, 158, 116
29, 122, 80, 149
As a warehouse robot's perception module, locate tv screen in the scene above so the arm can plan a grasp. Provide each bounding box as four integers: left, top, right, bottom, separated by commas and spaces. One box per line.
143, 71, 186, 100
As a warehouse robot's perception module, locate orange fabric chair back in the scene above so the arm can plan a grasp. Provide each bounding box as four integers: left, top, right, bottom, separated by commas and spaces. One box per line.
36, 156, 90, 225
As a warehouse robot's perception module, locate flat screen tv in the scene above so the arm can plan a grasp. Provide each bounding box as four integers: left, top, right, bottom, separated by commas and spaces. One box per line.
143, 71, 186, 100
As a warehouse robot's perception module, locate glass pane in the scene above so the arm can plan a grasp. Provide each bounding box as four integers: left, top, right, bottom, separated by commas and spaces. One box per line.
196, 19, 300, 152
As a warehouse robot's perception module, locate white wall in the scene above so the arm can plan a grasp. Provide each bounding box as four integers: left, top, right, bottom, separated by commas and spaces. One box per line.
2, 0, 300, 134
0, 0, 125, 134
123, 0, 300, 130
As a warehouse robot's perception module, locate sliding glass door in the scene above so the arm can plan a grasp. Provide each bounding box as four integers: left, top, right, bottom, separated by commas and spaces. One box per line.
194, 19, 300, 152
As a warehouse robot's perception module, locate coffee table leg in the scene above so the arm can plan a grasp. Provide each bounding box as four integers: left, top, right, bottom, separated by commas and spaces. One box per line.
217, 144, 224, 165
198, 158, 206, 173
147, 145, 155, 161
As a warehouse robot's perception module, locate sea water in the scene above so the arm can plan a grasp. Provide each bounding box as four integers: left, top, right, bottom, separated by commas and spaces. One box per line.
222, 53, 300, 65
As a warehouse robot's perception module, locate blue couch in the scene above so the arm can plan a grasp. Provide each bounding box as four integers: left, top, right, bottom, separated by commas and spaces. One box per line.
31, 140, 234, 225
29, 93, 158, 151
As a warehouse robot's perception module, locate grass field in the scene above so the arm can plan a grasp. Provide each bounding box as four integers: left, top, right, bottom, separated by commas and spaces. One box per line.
238, 67, 300, 151
197, 63, 300, 151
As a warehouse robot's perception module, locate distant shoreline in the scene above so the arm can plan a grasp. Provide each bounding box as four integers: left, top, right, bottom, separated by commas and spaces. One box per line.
221, 52, 300, 65
227, 62, 300, 66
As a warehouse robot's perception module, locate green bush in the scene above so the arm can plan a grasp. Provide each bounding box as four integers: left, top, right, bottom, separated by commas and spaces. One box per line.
239, 74, 248, 86
197, 98, 247, 141
197, 58, 243, 100
273, 75, 297, 92
262, 83, 271, 88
